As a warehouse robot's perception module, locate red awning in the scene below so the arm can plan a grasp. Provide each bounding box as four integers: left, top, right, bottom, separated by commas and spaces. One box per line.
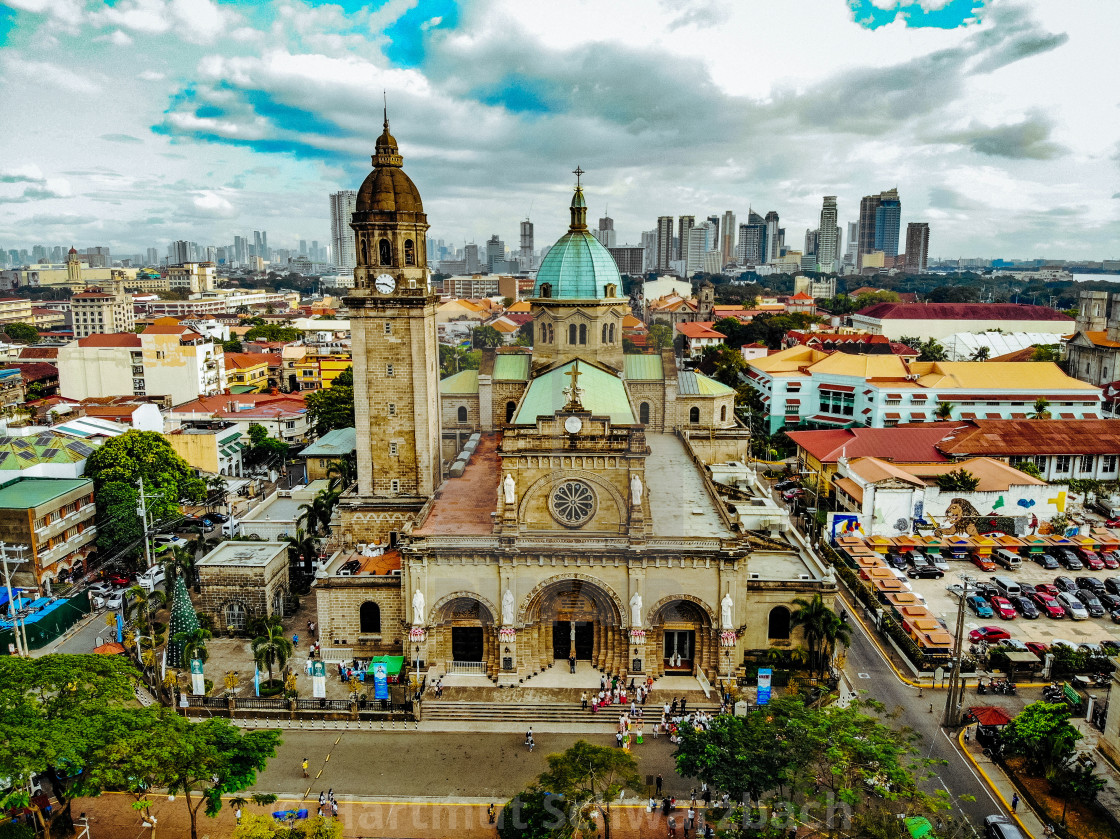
985, 413, 1002, 419
910, 394, 929, 401
887, 393, 902, 399
1061, 412, 1076, 418
910, 413, 927, 420
968, 706, 1013, 726
785, 399, 801, 405
961, 413, 977, 419
821, 384, 856, 393
885, 413, 901, 419
862, 408, 872, 414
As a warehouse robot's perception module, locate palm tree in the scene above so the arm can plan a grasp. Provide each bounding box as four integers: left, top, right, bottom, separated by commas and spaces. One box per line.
175, 626, 212, 664
1030, 397, 1052, 419
205, 475, 228, 511
970, 346, 991, 361
326, 457, 356, 493
935, 402, 953, 421
162, 546, 199, 595
123, 584, 166, 633
283, 528, 319, 576
251, 623, 293, 685
790, 594, 851, 681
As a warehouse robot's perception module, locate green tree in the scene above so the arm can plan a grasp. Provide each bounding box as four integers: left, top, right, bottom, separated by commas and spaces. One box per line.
789, 594, 851, 680
87, 707, 281, 839
674, 710, 786, 803
647, 323, 674, 351
234, 813, 342, 838
223, 338, 244, 353
252, 623, 294, 684
304, 367, 354, 435
535, 740, 641, 839
326, 457, 356, 493
4, 322, 38, 344
83, 430, 205, 553
935, 401, 953, 421
247, 423, 289, 464
244, 324, 303, 343
934, 468, 980, 492
472, 324, 504, 348
916, 338, 948, 361
123, 584, 166, 640
176, 626, 213, 665
496, 788, 567, 839
1015, 461, 1044, 479
439, 344, 482, 377
1030, 396, 1052, 419
1031, 344, 1061, 362
999, 701, 1080, 777
283, 528, 319, 576
970, 346, 991, 361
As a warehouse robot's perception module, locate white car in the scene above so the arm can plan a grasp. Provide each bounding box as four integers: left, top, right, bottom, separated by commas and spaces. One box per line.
87, 582, 114, 600
153, 534, 189, 549
95, 589, 125, 610
1051, 638, 1078, 651
1056, 591, 1090, 620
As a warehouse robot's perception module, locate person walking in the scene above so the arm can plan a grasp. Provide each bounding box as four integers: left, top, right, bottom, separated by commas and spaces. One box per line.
527, 733, 534, 752
1011, 793, 1019, 812
656, 773, 664, 795
488, 803, 496, 825
525, 727, 533, 748
569, 651, 577, 673
302, 758, 309, 778
292, 633, 299, 649
581, 691, 588, 710
331, 799, 338, 818
667, 815, 677, 838
235, 805, 242, 824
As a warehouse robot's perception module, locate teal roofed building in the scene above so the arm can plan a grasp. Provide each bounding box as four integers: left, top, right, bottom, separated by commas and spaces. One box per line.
533, 185, 622, 301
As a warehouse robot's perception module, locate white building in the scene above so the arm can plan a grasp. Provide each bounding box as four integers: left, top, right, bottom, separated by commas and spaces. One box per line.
850, 302, 1074, 342
330, 190, 358, 270
167, 263, 216, 293
71, 283, 135, 338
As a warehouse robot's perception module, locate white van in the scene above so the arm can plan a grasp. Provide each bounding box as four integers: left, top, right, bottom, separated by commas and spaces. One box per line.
221, 519, 240, 538
992, 575, 1021, 599
136, 566, 165, 593
993, 548, 1022, 571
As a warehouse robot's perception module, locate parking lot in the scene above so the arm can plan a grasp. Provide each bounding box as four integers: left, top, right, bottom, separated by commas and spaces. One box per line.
902, 552, 1120, 655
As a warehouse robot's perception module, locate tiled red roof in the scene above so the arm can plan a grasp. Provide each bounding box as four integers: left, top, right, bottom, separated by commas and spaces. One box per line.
935, 419, 1120, 457
677, 321, 726, 339
786, 425, 957, 464
18, 347, 58, 360
856, 302, 1073, 322
9, 362, 58, 382
76, 333, 141, 348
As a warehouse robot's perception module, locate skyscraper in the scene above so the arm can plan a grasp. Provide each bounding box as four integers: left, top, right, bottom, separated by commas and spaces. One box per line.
844, 222, 859, 266
656, 216, 674, 271
641, 229, 657, 273
684, 223, 710, 278
520, 220, 535, 269
904, 222, 930, 273
330, 190, 358, 269
677, 215, 695, 262
720, 211, 736, 265
486, 234, 505, 272
465, 243, 481, 273
764, 211, 780, 263
817, 196, 839, 273
803, 229, 819, 258
595, 216, 616, 249
874, 188, 901, 259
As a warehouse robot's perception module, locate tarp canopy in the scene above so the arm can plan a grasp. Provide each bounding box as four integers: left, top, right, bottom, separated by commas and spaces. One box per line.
366, 656, 404, 677
969, 706, 1013, 726
904, 817, 933, 839
0, 590, 90, 652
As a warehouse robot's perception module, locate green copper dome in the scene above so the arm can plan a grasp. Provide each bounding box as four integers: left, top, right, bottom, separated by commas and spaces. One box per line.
534, 182, 621, 300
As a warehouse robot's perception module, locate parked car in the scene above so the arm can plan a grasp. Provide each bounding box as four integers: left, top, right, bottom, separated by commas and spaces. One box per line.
1106, 577, 1120, 596
1112, 608, 1120, 624
1034, 583, 1061, 597
1056, 550, 1084, 571
885, 552, 908, 570
1025, 641, 1050, 657
1031, 592, 1066, 618
1011, 596, 1039, 619
1101, 551, 1120, 570
967, 595, 994, 618
1054, 576, 1079, 593
1080, 551, 1105, 571
1098, 592, 1120, 613
969, 626, 1011, 643
1100, 639, 1120, 655
1107, 517, 1120, 528
974, 581, 1001, 600
106, 573, 131, 587
153, 534, 189, 549
1017, 582, 1037, 598
87, 582, 114, 599
773, 479, 799, 491
1056, 592, 1090, 620
970, 554, 996, 572
781, 488, 805, 502
1075, 590, 1106, 618
1032, 552, 1060, 570
988, 596, 1017, 620
207, 512, 230, 523
908, 564, 944, 580
136, 566, 166, 593
998, 639, 1029, 653
1051, 639, 1078, 651
1076, 576, 1106, 594
984, 814, 1026, 839
180, 515, 211, 528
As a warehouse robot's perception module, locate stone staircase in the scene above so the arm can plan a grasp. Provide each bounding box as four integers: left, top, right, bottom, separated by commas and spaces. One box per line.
420, 700, 721, 731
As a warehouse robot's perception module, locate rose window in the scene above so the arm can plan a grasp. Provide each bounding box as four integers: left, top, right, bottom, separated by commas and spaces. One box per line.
549, 480, 596, 527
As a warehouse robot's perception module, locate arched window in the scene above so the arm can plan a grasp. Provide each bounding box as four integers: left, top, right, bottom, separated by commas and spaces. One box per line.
360, 601, 381, 633
379, 238, 392, 265
506, 401, 517, 422
602, 323, 608, 343
605, 283, 617, 298
404, 239, 415, 265
457, 405, 468, 423
540, 283, 552, 299
579, 324, 587, 345
223, 601, 246, 630
768, 607, 791, 640
539, 322, 547, 343
639, 402, 650, 424
360, 238, 368, 266
569, 324, 577, 344
720, 405, 727, 422
547, 323, 554, 343
689, 406, 700, 424
609, 323, 615, 343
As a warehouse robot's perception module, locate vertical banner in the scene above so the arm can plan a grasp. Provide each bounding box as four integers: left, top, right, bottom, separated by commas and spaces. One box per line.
190, 658, 205, 695
757, 668, 772, 706
115, 612, 123, 644
312, 659, 326, 699
372, 662, 389, 701
254, 665, 260, 697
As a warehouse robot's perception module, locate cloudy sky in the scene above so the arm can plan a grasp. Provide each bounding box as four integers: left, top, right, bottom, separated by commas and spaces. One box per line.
1, 0, 1117, 262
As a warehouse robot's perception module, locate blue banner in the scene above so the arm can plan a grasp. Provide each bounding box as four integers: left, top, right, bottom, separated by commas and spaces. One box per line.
115, 612, 123, 644
757, 668, 772, 706
254, 666, 260, 697
372, 662, 389, 700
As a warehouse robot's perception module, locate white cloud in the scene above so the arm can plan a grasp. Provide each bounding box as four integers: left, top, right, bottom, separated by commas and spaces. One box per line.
0, 56, 100, 94
137, 69, 165, 81
187, 191, 237, 218
110, 30, 134, 46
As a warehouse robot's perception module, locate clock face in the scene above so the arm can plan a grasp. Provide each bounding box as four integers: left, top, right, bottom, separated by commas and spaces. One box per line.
564, 415, 583, 434
374, 273, 396, 294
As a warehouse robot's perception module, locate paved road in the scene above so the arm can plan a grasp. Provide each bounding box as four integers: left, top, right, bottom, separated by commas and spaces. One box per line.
842, 600, 1015, 837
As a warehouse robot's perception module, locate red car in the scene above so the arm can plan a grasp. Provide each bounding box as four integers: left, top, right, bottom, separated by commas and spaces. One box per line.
968, 626, 1012, 643
971, 554, 996, 572
1026, 641, 1050, 657
106, 574, 131, 587
1106, 517, 1120, 528
988, 596, 1017, 620
1031, 592, 1066, 618
1034, 583, 1060, 597
1101, 551, 1120, 570
1080, 551, 1105, 571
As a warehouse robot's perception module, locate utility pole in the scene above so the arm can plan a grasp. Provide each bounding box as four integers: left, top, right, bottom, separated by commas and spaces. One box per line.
0, 542, 30, 656
943, 574, 977, 728
136, 476, 160, 570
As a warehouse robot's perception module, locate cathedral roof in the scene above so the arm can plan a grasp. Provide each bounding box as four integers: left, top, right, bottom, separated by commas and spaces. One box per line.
533, 182, 622, 300
513, 359, 635, 425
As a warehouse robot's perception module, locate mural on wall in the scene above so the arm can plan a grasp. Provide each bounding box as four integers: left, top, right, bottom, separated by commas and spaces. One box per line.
828, 513, 866, 542
917, 497, 1023, 538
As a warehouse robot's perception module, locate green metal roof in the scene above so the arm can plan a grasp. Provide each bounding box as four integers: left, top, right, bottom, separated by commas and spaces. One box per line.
229, 384, 258, 394
300, 427, 357, 457
439, 369, 479, 394
0, 477, 92, 509
493, 354, 531, 381
514, 360, 635, 425
678, 371, 736, 396
623, 354, 664, 381
0, 433, 95, 469
533, 229, 622, 300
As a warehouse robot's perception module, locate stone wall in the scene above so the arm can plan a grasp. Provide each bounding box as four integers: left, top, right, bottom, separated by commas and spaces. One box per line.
625, 382, 665, 431
316, 576, 405, 655
440, 395, 479, 431
199, 562, 288, 628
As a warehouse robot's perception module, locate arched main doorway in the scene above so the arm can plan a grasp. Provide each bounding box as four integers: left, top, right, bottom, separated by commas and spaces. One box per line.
649, 597, 714, 678
431, 595, 497, 675
521, 577, 624, 674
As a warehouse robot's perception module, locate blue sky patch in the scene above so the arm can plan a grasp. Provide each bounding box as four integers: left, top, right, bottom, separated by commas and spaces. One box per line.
848, 0, 983, 30
0, 6, 15, 46
151, 121, 351, 164
383, 0, 458, 67
241, 89, 339, 135
472, 76, 554, 115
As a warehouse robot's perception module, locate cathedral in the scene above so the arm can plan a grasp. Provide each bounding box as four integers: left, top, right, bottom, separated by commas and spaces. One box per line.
321, 117, 833, 685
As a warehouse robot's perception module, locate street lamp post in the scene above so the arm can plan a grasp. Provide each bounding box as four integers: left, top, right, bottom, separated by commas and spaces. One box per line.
943, 574, 977, 728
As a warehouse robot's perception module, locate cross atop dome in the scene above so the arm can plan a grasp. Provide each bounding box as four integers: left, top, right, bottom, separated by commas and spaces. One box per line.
572, 165, 584, 188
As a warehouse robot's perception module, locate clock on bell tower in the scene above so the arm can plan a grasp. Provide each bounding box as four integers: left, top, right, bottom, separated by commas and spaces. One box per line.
341, 110, 441, 543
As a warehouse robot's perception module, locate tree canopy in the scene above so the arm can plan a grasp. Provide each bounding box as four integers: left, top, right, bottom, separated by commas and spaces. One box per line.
3, 322, 39, 344
246, 423, 289, 464
304, 367, 354, 436
534, 740, 641, 839
934, 468, 980, 492
244, 324, 303, 343
472, 324, 504, 348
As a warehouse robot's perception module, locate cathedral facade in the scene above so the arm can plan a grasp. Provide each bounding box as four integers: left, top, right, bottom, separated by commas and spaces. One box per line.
327, 123, 833, 685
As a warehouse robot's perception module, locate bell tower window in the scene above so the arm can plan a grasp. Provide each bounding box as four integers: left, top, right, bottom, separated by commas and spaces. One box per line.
569, 324, 577, 345
547, 323, 554, 343
602, 324, 608, 343
579, 324, 587, 345
540, 283, 552, 299
360, 238, 368, 266
379, 238, 392, 265
404, 239, 415, 265
605, 283, 617, 298
609, 323, 615, 343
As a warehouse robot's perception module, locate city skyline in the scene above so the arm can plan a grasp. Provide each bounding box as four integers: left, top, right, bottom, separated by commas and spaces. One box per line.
0, 1, 1117, 260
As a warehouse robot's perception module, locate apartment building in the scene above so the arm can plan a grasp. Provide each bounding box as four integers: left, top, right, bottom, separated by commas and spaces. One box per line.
0, 477, 97, 587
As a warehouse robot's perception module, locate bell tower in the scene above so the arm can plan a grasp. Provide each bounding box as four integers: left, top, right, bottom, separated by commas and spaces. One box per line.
341, 111, 441, 545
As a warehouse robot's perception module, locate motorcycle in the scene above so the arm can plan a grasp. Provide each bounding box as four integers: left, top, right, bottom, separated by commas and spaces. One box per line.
976, 679, 987, 695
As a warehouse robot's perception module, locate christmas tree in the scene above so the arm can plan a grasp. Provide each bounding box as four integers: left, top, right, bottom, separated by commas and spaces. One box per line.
166, 572, 200, 669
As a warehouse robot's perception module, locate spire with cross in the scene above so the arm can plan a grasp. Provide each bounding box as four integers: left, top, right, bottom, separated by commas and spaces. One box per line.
562, 361, 585, 411
568, 166, 588, 230
573, 165, 584, 188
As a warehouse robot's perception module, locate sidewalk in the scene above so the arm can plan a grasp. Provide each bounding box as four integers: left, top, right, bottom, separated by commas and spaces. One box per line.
958, 730, 1046, 839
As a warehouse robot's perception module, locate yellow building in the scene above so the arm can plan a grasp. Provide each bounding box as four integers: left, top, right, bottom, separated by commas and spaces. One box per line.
294, 355, 352, 391
224, 352, 270, 393
165, 423, 247, 476
0, 297, 34, 326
